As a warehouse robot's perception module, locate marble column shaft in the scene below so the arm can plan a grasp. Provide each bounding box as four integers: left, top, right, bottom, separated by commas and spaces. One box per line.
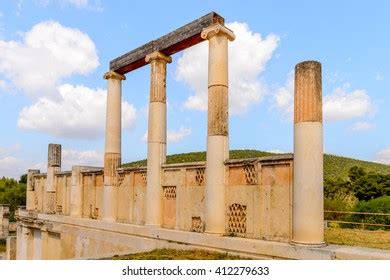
145, 51, 171, 226
102, 70, 126, 222
45, 144, 61, 214
293, 60, 325, 246
201, 24, 235, 234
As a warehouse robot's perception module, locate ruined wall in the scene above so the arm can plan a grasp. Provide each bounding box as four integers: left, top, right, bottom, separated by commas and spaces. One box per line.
81, 171, 104, 219
226, 157, 292, 242
0, 205, 10, 238
19, 155, 293, 259
54, 172, 72, 215
27, 174, 46, 212
26, 155, 292, 241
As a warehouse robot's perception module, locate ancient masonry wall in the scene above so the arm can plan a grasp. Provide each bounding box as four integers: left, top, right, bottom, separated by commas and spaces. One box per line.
0, 205, 10, 238
15, 155, 295, 259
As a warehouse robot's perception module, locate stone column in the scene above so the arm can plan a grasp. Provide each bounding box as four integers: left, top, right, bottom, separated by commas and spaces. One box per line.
16, 225, 31, 260
45, 144, 61, 214
292, 60, 325, 246
102, 71, 126, 222
0, 205, 9, 238
26, 169, 40, 211
6, 236, 17, 260
145, 51, 171, 226
32, 229, 42, 260
201, 24, 235, 234
40, 229, 49, 260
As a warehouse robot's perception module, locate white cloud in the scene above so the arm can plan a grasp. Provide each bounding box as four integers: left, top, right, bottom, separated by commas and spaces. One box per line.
0, 12, 4, 37
62, 148, 102, 169
0, 20, 99, 95
0, 156, 23, 179
273, 73, 294, 120
0, 79, 9, 93
64, 0, 89, 8
267, 149, 286, 154
273, 77, 374, 122
18, 84, 137, 139
323, 87, 374, 121
374, 148, 390, 165
167, 127, 192, 143
0, 145, 103, 178
0, 144, 25, 178
0, 144, 21, 156
141, 127, 192, 143
349, 122, 374, 131
176, 22, 279, 114
374, 72, 384, 81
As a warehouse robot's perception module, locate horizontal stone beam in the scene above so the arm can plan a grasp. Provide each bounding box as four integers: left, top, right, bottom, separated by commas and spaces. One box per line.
109, 12, 225, 74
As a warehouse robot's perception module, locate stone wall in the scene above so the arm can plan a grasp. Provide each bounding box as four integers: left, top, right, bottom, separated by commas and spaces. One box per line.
0, 205, 10, 238
15, 210, 390, 260
26, 156, 293, 241
18, 155, 294, 260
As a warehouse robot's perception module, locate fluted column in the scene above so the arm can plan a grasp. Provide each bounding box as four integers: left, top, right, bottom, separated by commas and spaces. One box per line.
201, 24, 235, 234
45, 144, 61, 214
293, 60, 325, 246
145, 51, 171, 226
102, 70, 126, 222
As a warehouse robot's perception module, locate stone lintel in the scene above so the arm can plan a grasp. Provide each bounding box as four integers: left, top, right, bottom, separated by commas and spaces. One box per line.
103, 70, 126, 81
201, 23, 235, 41
110, 12, 225, 74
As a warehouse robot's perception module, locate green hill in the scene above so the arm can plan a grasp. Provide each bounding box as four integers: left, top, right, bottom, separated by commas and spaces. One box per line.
122, 149, 390, 180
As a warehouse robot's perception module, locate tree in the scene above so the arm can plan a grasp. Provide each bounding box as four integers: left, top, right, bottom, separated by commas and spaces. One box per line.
0, 177, 26, 222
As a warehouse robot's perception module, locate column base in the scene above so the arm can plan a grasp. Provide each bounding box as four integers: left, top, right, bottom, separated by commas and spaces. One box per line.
291, 240, 327, 248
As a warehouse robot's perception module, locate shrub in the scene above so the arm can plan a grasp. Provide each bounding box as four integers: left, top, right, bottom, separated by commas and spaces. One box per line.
349, 196, 390, 229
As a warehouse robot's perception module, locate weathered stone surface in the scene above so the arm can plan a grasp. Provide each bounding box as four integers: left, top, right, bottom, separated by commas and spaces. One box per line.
103, 70, 126, 81
294, 60, 322, 123
104, 152, 121, 186
208, 85, 228, 135
293, 60, 324, 246
146, 52, 171, 103
110, 12, 224, 74
145, 52, 170, 227
48, 144, 61, 167
0, 205, 10, 238
6, 236, 16, 260
201, 23, 235, 41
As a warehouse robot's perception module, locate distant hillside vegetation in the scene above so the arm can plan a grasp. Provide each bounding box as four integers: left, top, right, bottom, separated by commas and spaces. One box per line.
122, 149, 390, 180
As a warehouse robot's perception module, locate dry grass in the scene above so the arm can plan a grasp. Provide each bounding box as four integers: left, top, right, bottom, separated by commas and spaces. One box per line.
325, 228, 390, 250
113, 248, 250, 260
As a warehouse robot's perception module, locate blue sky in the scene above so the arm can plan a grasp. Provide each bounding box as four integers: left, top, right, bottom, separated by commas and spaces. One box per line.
0, 0, 389, 178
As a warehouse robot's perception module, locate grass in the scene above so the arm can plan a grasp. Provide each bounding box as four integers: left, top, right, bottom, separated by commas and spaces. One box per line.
113, 228, 390, 260
122, 150, 277, 168
113, 248, 250, 260
325, 228, 390, 250
323, 154, 390, 180
0, 238, 6, 253
122, 149, 390, 180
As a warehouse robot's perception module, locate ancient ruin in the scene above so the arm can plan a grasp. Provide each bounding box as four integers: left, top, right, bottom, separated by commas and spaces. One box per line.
6, 12, 389, 260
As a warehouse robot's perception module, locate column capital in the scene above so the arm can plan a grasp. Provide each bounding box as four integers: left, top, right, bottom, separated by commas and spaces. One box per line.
145, 51, 172, 64
104, 70, 126, 81
201, 23, 235, 41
